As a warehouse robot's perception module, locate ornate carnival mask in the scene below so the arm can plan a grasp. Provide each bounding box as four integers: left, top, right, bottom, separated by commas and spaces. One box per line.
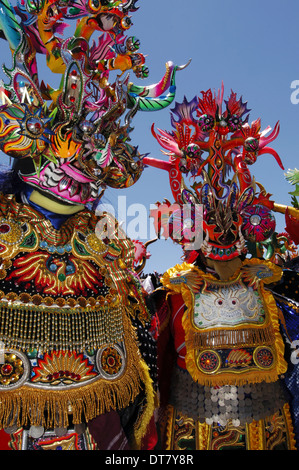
148, 85, 283, 262
0, 0, 188, 208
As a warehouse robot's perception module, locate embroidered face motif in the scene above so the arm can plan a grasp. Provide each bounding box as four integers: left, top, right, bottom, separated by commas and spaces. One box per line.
194, 281, 264, 329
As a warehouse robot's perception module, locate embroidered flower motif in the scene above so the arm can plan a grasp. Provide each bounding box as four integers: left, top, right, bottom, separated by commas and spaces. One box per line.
100, 346, 123, 376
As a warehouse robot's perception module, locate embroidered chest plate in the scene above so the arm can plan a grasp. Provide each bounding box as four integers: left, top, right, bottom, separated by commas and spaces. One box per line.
162, 260, 287, 387
191, 279, 279, 385
193, 280, 264, 329
0, 200, 150, 431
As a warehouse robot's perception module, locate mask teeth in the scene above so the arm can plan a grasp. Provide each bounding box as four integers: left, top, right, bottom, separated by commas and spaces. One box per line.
42, 157, 99, 200
50, 172, 65, 183
43, 172, 64, 188
80, 184, 91, 202
43, 161, 65, 185
68, 181, 80, 197
58, 176, 71, 192
90, 183, 99, 198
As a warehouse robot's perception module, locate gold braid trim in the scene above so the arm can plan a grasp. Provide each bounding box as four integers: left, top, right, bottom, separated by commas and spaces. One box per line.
246, 403, 297, 450
283, 403, 297, 450
246, 420, 265, 450
161, 262, 205, 294
162, 405, 297, 450
183, 364, 284, 388
197, 420, 210, 450
0, 313, 149, 431
163, 405, 176, 450
260, 285, 287, 377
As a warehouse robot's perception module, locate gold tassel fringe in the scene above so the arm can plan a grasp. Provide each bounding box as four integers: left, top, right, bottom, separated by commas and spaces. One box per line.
132, 358, 156, 449
0, 312, 155, 444
186, 326, 276, 350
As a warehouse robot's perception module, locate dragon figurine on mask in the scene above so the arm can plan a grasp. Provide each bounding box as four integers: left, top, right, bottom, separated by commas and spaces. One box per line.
0, 0, 189, 451
145, 86, 299, 450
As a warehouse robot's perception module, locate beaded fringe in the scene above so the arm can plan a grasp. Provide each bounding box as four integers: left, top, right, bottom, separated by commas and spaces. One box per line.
0, 303, 124, 352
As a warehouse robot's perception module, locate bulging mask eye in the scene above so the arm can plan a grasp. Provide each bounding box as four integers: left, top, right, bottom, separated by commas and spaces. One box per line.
92, 0, 115, 7
244, 137, 259, 153
134, 66, 149, 79
198, 114, 215, 132
186, 143, 201, 159
25, 0, 44, 14
121, 16, 133, 29
26, 117, 44, 136
88, 0, 101, 12
228, 114, 241, 132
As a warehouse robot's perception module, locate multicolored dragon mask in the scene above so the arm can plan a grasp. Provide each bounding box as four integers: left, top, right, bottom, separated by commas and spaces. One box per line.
147, 85, 284, 262
0, 0, 188, 209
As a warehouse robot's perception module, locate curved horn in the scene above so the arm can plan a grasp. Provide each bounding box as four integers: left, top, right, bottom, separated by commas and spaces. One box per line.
0, 0, 22, 52
127, 60, 191, 112
128, 59, 191, 98
175, 58, 192, 71
257, 147, 284, 170
128, 61, 175, 98
134, 238, 157, 274
259, 121, 280, 148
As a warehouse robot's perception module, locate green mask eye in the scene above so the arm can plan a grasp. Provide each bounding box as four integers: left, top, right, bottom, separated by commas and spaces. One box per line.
126, 36, 140, 52
25, 0, 45, 13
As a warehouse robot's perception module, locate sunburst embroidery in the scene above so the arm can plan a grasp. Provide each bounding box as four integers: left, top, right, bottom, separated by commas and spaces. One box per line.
32, 351, 97, 385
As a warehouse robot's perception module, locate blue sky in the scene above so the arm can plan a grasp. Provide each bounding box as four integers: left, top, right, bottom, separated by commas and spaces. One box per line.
0, 0, 298, 273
